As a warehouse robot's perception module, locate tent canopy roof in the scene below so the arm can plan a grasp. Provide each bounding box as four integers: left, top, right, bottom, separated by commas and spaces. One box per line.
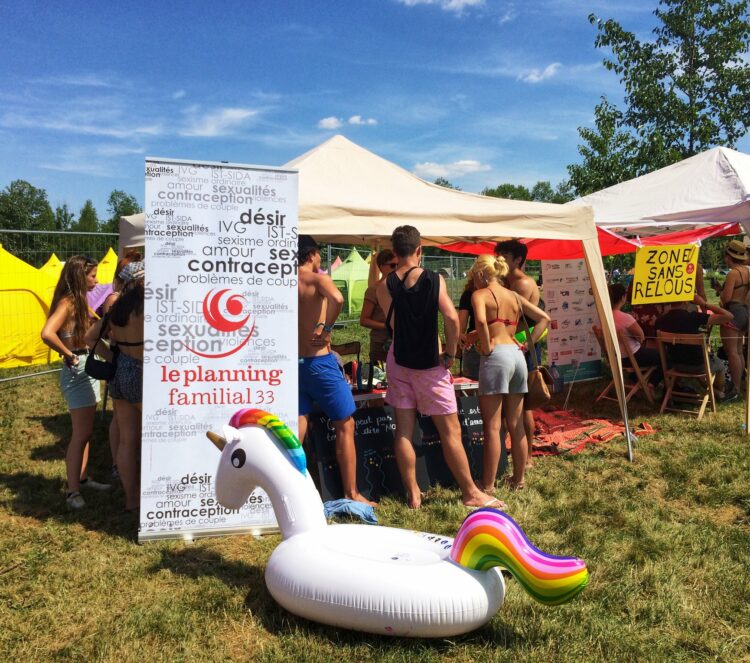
569, 147, 750, 235
284, 135, 594, 244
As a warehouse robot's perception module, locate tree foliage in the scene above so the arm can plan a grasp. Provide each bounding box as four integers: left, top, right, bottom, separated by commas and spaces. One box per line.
104, 189, 142, 233
481, 180, 574, 203
569, 0, 750, 196
0, 180, 55, 232
54, 204, 75, 231
0, 180, 56, 261
75, 200, 99, 232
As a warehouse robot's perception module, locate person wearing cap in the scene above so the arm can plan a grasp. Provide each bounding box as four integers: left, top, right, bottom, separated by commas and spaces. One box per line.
297, 235, 375, 507
713, 238, 750, 397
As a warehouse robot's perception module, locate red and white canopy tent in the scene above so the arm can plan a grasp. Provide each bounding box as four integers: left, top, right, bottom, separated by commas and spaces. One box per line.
442, 147, 750, 258
439, 146, 750, 433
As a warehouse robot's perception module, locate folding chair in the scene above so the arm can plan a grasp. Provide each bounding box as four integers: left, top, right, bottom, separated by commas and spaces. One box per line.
656, 330, 716, 420
593, 325, 656, 404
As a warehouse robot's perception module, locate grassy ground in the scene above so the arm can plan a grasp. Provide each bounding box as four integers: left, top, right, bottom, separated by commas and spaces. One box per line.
1, 369, 749, 662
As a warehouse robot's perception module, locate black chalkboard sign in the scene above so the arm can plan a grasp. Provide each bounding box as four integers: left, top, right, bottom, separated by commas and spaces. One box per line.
307, 397, 508, 502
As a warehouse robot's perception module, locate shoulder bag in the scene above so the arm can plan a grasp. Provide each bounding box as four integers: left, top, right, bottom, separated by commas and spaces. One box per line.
85, 313, 118, 381
514, 294, 552, 409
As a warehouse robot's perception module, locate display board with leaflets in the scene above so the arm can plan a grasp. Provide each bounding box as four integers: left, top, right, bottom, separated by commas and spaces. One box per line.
542, 259, 602, 383
140, 158, 298, 541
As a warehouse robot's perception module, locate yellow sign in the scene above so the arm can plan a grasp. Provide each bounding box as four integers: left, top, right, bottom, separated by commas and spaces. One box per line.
631, 244, 699, 305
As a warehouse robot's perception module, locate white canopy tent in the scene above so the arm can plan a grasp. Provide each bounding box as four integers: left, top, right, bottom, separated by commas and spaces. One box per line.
119, 212, 145, 256
124, 136, 635, 457
283, 135, 634, 458
569, 147, 750, 236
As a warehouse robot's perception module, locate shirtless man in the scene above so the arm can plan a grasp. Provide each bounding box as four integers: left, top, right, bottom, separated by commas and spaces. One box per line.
495, 240, 541, 466
297, 235, 374, 506
377, 225, 503, 510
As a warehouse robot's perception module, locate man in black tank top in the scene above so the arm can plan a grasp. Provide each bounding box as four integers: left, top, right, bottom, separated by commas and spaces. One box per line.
376, 226, 503, 511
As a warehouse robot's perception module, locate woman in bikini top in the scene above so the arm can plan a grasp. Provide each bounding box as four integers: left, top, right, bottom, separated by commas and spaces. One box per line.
723, 265, 750, 306
469, 258, 549, 357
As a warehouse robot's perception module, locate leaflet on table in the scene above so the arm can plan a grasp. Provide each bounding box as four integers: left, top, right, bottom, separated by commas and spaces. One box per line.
542, 259, 602, 382
140, 158, 298, 541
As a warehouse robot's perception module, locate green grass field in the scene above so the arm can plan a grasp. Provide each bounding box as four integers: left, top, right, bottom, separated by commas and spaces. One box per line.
1, 365, 749, 662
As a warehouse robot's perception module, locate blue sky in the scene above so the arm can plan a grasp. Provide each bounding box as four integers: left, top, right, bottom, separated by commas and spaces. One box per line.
2, 0, 735, 220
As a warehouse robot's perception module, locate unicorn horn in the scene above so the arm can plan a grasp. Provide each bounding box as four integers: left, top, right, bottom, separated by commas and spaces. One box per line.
450, 508, 589, 606
206, 431, 227, 451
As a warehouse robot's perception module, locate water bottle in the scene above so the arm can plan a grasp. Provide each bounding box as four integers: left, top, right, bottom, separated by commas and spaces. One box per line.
550, 361, 562, 393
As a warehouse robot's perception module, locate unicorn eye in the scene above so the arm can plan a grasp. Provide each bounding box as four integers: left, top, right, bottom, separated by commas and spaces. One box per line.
231, 449, 246, 468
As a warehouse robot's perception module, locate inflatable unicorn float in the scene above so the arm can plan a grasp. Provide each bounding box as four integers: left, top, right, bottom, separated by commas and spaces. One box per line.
207, 408, 588, 638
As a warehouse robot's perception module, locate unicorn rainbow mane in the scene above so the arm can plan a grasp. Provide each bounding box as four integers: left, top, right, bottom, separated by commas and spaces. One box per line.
229, 408, 306, 475
450, 508, 589, 606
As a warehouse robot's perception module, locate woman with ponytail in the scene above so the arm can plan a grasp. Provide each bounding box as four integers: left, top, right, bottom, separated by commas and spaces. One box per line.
41, 255, 110, 510
469, 254, 549, 492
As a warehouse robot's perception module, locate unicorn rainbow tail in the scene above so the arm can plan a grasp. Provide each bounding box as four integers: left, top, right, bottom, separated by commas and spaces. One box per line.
450, 508, 589, 606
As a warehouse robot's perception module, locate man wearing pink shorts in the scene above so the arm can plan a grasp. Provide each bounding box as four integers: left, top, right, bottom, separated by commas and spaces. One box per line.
377, 225, 503, 510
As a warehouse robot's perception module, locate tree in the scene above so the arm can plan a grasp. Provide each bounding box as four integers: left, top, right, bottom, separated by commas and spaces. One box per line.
568, 99, 640, 195
569, 0, 750, 195
103, 189, 142, 233
0, 180, 55, 231
0, 180, 56, 264
54, 204, 75, 231
75, 200, 99, 232
481, 181, 574, 203
481, 183, 532, 200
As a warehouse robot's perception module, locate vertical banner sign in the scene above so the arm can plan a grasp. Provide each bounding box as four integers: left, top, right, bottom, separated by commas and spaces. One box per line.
542, 259, 602, 383
631, 244, 698, 305
140, 158, 298, 542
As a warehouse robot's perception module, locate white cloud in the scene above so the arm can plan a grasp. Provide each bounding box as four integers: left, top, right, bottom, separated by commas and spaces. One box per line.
518, 62, 561, 83
413, 159, 491, 179
317, 116, 343, 129
397, 0, 484, 12
0, 111, 163, 138
498, 8, 517, 24
173, 90, 186, 99
348, 115, 378, 126
180, 107, 258, 137
38, 143, 147, 177
33, 73, 116, 88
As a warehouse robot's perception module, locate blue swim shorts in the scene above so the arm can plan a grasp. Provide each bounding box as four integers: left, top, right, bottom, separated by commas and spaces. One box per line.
299, 353, 356, 422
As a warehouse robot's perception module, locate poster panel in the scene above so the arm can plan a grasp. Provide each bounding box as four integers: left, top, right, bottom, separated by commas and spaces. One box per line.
140, 158, 298, 541
542, 259, 602, 383
631, 244, 698, 305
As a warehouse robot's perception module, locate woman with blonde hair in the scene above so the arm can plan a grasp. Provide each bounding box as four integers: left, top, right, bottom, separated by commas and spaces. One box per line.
41, 255, 110, 509
470, 254, 549, 492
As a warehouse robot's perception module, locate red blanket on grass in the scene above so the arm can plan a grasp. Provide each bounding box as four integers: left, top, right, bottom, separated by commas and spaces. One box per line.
510, 409, 655, 456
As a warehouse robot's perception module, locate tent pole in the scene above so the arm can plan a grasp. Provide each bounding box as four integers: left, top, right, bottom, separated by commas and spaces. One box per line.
581, 237, 634, 461
745, 318, 750, 435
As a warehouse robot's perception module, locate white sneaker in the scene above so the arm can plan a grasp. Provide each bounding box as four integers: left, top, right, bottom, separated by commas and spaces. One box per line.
66, 492, 86, 510
80, 478, 112, 491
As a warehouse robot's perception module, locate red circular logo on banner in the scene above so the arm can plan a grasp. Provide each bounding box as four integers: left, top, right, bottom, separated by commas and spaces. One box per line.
182, 289, 254, 358
686, 263, 695, 274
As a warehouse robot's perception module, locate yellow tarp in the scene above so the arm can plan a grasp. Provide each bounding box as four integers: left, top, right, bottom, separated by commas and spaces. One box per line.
0, 247, 116, 369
